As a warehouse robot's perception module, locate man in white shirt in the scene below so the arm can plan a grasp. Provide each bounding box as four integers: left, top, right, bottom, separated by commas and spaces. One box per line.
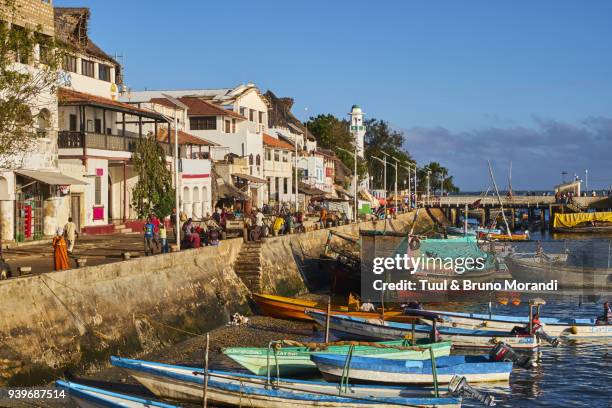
255, 209, 264, 227
63, 217, 79, 254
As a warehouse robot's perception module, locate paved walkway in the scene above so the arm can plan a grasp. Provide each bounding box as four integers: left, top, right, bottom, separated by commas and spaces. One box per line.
2, 233, 150, 276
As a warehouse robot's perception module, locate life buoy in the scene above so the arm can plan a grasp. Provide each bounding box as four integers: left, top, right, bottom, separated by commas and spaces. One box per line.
409, 237, 420, 250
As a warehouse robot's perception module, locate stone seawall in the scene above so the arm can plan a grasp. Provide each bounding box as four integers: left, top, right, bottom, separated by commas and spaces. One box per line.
0, 211, 431, 386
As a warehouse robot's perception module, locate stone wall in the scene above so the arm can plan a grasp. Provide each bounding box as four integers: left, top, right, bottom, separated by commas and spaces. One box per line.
0, 239, 249, 386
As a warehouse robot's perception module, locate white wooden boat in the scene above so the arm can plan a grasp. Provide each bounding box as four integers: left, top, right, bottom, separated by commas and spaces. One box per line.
311, 354, 512, 384
110, 356, 462, 407
55, 380, 178, 408
307, 311, 540, 350
408, 307, 612, 338
506, 253, 611, 289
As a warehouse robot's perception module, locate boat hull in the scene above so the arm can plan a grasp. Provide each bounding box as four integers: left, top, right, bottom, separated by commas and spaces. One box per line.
506, 256, 611, 289
253, 293, 403, 321
417, 309, 612, 338
308, 311, 539, 350
223, 341, 452, 376
111, 357, 461, 408
312, 355, 511, 384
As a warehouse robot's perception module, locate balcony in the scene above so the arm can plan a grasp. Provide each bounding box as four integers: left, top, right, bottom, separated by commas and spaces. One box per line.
59, 131, 171, 156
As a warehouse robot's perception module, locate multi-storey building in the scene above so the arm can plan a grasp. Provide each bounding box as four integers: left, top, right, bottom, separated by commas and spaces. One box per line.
54, 7, 174, 232
0, 0, 88, 241
263, 134, 294, 206
126, 84, 270, 207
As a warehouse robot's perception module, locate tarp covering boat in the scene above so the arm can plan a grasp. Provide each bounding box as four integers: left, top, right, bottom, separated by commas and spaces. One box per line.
553, 212, 612, 228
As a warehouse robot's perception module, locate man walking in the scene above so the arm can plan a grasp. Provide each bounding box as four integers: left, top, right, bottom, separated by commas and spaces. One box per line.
143, 217, 155, 256
63, 217, 79, 254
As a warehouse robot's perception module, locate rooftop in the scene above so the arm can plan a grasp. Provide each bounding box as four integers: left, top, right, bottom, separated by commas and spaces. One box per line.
58, 88, 164, 120
149, 97, 246, 120
263, 134, 294, 150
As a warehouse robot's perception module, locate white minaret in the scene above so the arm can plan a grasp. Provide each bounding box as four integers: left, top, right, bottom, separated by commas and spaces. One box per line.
349, 104, 366, 158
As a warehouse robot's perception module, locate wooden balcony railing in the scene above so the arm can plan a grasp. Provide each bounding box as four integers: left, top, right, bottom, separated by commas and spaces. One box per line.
58, 131, 171, 156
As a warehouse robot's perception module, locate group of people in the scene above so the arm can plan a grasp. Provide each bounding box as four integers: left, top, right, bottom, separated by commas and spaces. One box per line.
143, 214, 169, 256
554, 191, 575, 204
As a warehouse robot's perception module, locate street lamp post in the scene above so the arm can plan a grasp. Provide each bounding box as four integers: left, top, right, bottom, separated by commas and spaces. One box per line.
336, 146, 358, 223
425, 167, 431, 205
585, 169, 589, 195
381, 152, 397, 213
161, 94, 189, 251
372, 155, 388, 213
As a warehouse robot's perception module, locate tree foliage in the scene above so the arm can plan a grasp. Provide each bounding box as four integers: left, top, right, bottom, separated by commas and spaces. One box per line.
131, 137, 175, 219
306, 114, 368, 178
417, 161, 459, 194
0, 0, 65, 167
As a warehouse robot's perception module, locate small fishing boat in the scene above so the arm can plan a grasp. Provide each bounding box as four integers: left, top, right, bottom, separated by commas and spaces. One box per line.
110, 356, 463, 407
223, 339, 452, 376
506, 252, 612, 289
307, 311, 540, 350
253, 293, 404, 321
446, 226, 502, 236
311, 354, 512, 384
55, 380, 179, 408
413, 299, 612, 338
485, 232, 529, 241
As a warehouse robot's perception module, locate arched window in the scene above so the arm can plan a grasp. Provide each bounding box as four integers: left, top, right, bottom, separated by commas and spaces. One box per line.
192, 186, 200, 203
249, 154, 254, 165
182, 186, 191, 203
256, 154, 261, 166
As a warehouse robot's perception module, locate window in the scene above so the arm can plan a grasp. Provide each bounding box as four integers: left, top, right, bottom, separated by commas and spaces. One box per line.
249, 154, 254, 165
239, 107, 246, 117
265, 149, 271, 161
256, 154, 261, 165
232, 119, 236, 133
98, 64, 111, 82
283, 178, 288, 194
62, 55, 77, 72
249, 109, 255, 122
69, 114, 77, 131
94, 176, 102, 205
282, 151, 288, 162
190, 116, 216, 130
94, 118, 102, 133
274, 150, 280, 161
81, 59, 95, 77
39, 45, 52, 65
258, 111, 264, 124
224, 119, 231, 133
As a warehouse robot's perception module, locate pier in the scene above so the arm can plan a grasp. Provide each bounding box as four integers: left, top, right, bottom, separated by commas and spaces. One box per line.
420, 195, 612, 231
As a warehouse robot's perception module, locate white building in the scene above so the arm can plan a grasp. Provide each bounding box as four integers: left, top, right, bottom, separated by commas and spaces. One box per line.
263, 134, 294, 206
0, 1, 89, 242
54, 8, 177, 233
126, 84, 270, 207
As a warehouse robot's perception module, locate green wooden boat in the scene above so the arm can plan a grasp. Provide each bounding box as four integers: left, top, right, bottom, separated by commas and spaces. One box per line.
222, 340, 452, 376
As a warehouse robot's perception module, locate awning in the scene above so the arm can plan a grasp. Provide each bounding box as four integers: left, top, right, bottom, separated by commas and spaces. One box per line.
299, 182, 326, 196
232, 173, 267, 184
217, 183, 249, 200
16, 170, 88, 185
335, 186, 354, 198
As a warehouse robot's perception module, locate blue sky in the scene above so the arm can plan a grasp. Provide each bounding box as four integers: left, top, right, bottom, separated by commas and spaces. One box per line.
55, 0, 612, 190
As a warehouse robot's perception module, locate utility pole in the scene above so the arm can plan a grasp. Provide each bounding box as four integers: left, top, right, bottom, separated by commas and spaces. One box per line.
426, 168, 431, 205
372, 155, 388, 224
381, 152, 397, 213
336, 146, 359, 223
585, 169, 588, 195
162, 94, 188, 251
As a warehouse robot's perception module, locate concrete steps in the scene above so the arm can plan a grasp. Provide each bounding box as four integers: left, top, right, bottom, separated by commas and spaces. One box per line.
113, 224, 134, 234
233, 241, 263, 293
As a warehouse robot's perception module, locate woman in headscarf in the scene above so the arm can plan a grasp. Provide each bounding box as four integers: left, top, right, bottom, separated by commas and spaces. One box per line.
53, 227, 70, 271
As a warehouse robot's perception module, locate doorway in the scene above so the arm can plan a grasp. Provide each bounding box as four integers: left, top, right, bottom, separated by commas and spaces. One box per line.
70, 193, 81, 231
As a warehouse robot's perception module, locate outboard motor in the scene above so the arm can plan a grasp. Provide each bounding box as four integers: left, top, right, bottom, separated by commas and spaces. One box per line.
448, 375, 496, 407
489, 342, 534, 368
534, 328, 560, 347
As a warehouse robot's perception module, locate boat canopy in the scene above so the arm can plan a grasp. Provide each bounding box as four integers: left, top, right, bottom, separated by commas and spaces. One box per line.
553, 212, 612, 228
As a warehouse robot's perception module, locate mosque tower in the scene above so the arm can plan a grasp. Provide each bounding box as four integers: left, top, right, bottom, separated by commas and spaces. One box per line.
349, 104, 366, 158
349, 104, 369, 189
